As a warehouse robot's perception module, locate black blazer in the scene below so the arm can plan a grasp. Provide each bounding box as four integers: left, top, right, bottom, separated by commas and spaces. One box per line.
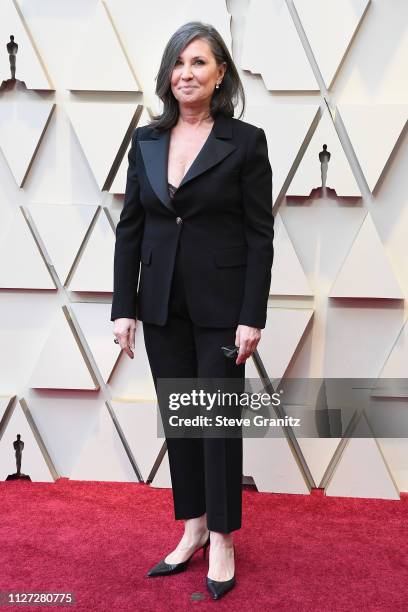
110, 112, 274, 329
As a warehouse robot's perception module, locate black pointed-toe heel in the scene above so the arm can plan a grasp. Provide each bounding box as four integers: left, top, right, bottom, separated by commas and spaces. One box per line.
206, 575, 236, 600
147, 533, 210, 577
205, 544, 236, 600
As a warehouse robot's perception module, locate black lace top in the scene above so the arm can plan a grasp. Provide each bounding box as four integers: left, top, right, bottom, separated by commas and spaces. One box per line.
168, 183, 178, 199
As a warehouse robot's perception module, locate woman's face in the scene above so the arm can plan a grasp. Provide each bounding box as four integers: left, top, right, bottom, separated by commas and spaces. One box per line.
170, 38, 226, 110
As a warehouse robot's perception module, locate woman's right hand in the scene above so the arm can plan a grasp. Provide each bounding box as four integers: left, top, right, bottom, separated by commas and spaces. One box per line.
113, 318, 137, 359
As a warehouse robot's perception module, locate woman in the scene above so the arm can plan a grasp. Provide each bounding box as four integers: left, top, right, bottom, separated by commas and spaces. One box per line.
111, 21, 274, 601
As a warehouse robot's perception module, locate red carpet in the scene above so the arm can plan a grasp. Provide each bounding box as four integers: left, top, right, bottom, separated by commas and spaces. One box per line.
0, 479, 407, 611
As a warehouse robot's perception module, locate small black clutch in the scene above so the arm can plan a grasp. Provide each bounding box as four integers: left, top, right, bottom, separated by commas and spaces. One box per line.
221, 345, 239, 359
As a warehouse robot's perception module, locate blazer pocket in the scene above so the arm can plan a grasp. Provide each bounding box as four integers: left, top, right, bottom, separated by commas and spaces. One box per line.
141, 244, 152, 265
214, 245, 247, 268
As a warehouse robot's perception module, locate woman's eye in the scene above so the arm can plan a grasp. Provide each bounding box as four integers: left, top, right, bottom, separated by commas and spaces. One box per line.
174, 59, 205, 66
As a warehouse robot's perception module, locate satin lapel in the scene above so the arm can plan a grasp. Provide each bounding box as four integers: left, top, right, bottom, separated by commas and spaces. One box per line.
178, 131, 236, 190
139, 114, 237, 215
139, 129, 175, 214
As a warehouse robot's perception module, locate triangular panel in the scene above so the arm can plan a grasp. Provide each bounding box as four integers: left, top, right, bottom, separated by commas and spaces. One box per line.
326, 413, 399, 499
0, 209, 55, 289
150, 451, 171, 488
329, 214, 403, 298
244, 437, 309, 494
65, 103, 139, 190
270, 213, 313, 296
68, 208, 115, 292
377, 439, 408, 495
0, 0, 52, 90
253, 307, 314, 381
28, 307, 97, 390
0, 396, 14, 420
287, 110, 361, 197
109, 323, 156, 401
0, 400, 54, 482
241, 0, 317, 90
339, 104, 407, 193
294, 0, 370, 89
110, 106, 151, 194
377, 316, 408, 379
71, 302, 121, 383
28, 204, 97, 285
297, 438, 341, 487
67, 0, 139, 92
113, 400, 163, 482
69, 402, 138, 481
243, 104, 319, 203
0, 98, 54, 186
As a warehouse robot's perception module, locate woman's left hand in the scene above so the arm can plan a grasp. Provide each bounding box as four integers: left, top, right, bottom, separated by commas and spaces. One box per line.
234, 325, 261, 365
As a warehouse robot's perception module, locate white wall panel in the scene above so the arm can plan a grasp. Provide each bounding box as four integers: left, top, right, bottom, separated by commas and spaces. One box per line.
0, 208, 55, 289
110, 106, 151, 194
28, 204, 97, 285
244, 437, 310, 494
293, 0, 370, 90
241, 0, 317, 91
150, 452, 172, 488
109, 324, 157, 402
0, 0, 52, 90
71, 302, 121, 384
28, 307, 97, 390
325, 412, 399, 500
270, 213, 313, 296
0, 400, 54, 481
65, 102, 140, 190
329, 213, 403, 299
68, 208, 115, 292
67, 0, 139, 92
0, 93, 54, 186
243, 103, 319, 203
378, 316, 408, 378
287, 110, 361, 197
298, 438, 341, 487
113, 400, 164, 482
68, 402, 138, 481
257, 307, 314, 380
324, 304, 405, 378
339, 104, 408, 193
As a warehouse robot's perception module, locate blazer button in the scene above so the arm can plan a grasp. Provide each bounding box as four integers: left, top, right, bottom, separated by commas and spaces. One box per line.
176, 216, 183, 225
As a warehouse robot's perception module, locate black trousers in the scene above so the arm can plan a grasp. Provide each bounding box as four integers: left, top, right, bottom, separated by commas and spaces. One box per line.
142, 240, 245, 533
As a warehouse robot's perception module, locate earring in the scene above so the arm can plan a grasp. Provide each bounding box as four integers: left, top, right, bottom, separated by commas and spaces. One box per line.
216, 81, 221, 89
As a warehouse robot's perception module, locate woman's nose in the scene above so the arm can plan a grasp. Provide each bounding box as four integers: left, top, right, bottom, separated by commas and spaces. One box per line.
181, 64, 193, 79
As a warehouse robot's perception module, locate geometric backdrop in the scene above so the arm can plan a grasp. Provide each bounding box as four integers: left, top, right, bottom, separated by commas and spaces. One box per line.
1, 0, 408, 501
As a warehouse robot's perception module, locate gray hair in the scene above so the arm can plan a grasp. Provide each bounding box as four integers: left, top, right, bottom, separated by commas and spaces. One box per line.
149, 21, 245, 130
